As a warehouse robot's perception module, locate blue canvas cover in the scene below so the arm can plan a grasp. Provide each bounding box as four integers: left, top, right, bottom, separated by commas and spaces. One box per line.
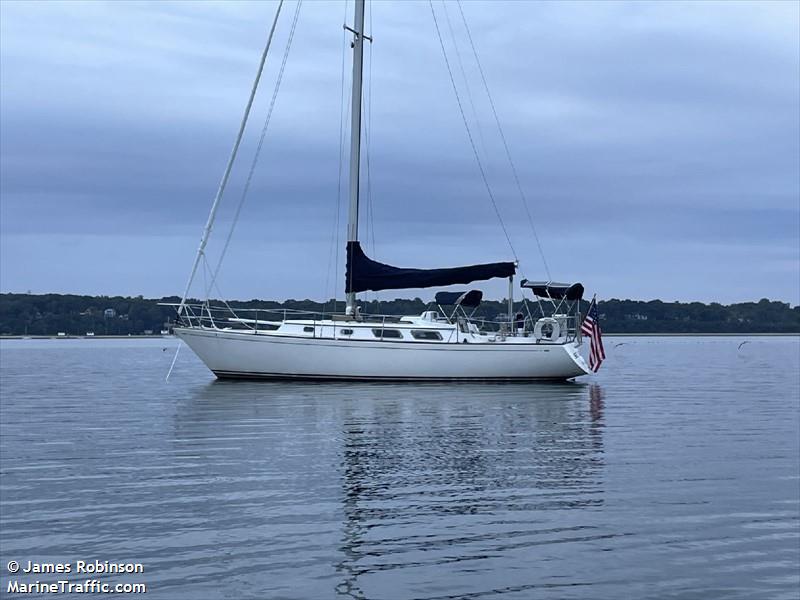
346, 242, 516, 293
434, 290, 483, 307
520, 280, 584, 301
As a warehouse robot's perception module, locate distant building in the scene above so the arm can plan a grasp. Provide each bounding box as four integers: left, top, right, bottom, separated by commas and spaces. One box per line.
143, 330, 153, 335
104, 308, 116, 318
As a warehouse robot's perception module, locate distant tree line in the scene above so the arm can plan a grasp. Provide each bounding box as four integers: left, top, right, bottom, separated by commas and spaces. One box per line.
0, 293, 797, 335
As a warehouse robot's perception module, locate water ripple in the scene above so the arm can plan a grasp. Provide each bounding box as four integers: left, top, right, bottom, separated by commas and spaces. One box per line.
0, 337, 797, 599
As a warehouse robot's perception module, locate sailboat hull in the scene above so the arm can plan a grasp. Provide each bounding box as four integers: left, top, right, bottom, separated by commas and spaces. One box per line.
174, 327, 590, 381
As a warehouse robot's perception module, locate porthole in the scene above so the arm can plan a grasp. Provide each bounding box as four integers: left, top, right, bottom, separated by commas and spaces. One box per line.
372, 328, 402, 339
411, 330, 443, 341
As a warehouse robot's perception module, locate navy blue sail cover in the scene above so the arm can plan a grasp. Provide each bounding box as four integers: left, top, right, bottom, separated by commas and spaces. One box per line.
346, 242, 516, 293
434, 290, 483, 307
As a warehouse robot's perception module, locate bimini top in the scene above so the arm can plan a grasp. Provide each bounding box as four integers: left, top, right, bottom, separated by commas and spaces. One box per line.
520, 280, 584, 301
434, 290, 483, 307
346, 242, 516, 293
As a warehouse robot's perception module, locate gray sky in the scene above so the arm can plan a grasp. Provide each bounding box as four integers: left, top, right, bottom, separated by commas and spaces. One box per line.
1, 0, 798, 304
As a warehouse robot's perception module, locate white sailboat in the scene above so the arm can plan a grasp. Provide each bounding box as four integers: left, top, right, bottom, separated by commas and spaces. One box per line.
170, 0, 592, 381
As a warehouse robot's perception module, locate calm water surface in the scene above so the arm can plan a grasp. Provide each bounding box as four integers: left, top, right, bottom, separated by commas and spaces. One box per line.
1, 337, 798, 599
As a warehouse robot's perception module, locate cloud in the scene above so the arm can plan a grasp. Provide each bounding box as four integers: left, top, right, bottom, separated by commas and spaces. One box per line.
1, 0, 798, 303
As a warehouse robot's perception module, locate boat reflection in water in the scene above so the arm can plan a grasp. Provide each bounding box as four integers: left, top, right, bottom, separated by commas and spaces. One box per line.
334, 383, 606, 599
170, 381, 605, 598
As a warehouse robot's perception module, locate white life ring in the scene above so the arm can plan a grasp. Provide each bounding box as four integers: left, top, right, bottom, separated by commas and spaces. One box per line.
533, 317, 560, 342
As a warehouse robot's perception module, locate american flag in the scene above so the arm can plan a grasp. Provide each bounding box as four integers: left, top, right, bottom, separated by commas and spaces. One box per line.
581, 298, 605, 373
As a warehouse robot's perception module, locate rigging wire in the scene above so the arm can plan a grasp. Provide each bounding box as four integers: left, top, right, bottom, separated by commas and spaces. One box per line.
206, 0, 303, 301
197, 248, 254, 330
363, 0, 377, 310
324, 0, 351, 315
427, 0, 518, 262
202, 255, 209, 309
165, 340, 182, 382
178, 0, 284, 316
455, 0, 551, 279
207, 253, 252, 329
202, 253, 245, 329
441, 1, 490, 170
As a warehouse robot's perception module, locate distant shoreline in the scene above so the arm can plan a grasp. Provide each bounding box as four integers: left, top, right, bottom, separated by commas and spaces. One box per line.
3, 293, 797, 336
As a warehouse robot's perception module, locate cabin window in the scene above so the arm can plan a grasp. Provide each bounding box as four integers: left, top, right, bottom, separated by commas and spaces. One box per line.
372, 328, 402, 339
303, 326, 315, 333
339, 328, 353, 335
411, 330, 443, 341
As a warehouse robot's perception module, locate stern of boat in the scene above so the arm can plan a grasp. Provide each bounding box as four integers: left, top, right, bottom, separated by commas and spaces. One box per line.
564, 341, 592, 378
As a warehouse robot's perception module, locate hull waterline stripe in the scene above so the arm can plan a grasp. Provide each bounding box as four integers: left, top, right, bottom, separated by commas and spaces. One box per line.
212, 370, 575, 382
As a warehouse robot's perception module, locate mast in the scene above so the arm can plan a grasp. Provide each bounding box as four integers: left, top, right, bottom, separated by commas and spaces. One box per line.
508, 275, 514, 333
345, 0, 366, 315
